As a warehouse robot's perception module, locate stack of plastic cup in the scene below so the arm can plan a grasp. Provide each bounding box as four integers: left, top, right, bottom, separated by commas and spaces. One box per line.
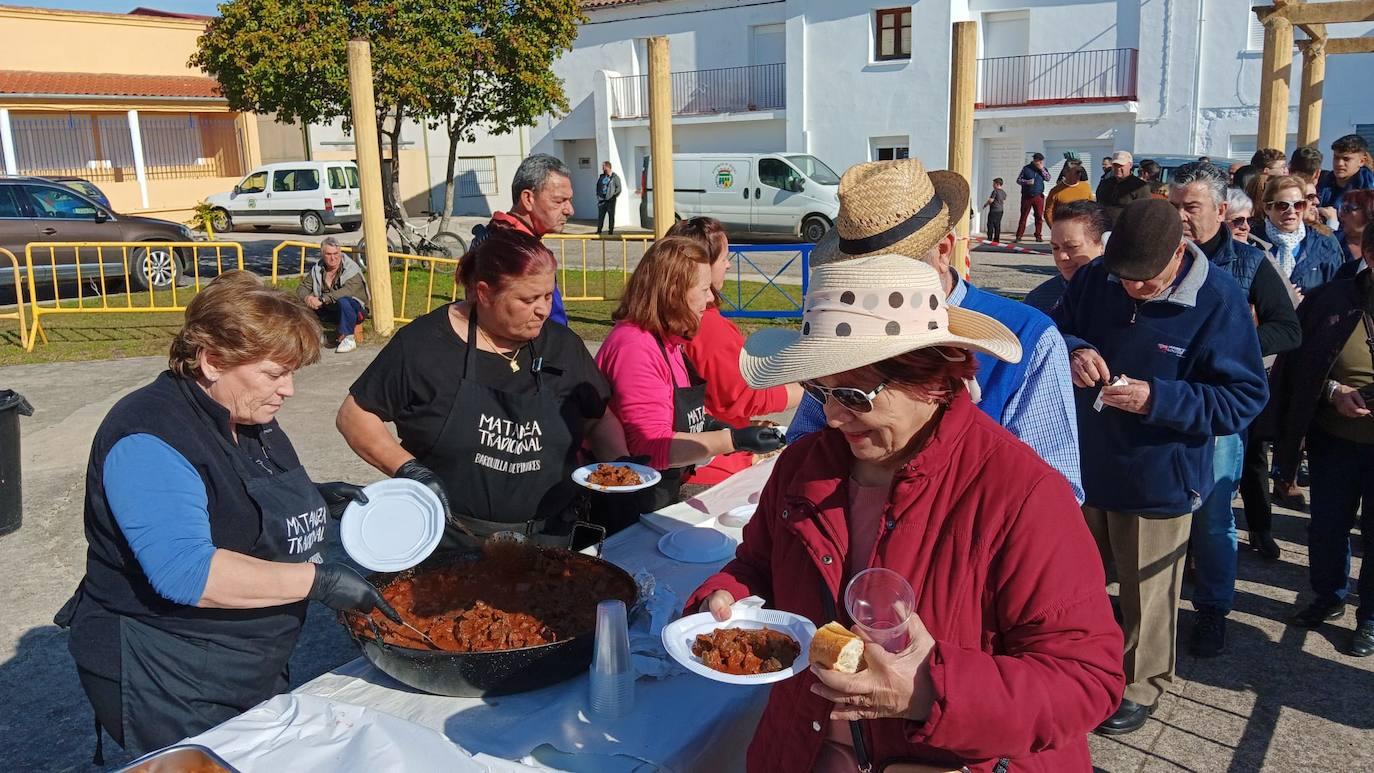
589, 599, 635, 718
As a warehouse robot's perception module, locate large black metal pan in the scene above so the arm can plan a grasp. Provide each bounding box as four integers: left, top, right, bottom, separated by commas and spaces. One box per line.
340, 543, 639, 698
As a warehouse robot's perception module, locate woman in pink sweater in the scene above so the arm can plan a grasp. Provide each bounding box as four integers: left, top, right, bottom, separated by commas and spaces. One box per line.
595, 237, 785, 523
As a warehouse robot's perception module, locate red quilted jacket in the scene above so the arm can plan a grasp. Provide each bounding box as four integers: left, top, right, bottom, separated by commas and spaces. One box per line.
685, 393, 1124, 772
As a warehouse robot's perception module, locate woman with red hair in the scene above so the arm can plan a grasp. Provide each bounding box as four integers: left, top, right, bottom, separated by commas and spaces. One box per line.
687, 255, 1123, 772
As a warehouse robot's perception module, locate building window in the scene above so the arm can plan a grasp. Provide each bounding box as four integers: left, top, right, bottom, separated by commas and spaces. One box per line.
875, 146, 909, 161
1356, 124, 1374, 148
1247, 2, 1265, 51
870, 136, 910, 161
875, 8, 912, 61
455, 157, 498, 197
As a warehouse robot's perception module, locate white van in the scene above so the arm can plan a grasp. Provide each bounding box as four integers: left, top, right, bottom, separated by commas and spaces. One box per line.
206, 161, 362, 236
641, 153, 841, 242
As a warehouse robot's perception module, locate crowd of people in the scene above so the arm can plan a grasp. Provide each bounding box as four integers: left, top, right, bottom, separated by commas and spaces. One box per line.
53, 135, 1374, 771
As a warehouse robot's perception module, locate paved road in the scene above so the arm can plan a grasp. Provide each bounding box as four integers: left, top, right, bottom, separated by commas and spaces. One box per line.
1, 345, 1371, 771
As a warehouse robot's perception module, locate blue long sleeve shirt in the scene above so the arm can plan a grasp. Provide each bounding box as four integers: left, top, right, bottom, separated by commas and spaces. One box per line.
103, 433, 217, 606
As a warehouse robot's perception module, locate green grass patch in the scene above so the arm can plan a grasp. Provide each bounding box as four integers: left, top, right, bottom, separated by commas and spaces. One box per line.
0, 269, 800, 366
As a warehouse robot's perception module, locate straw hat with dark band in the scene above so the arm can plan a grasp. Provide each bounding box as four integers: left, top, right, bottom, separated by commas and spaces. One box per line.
811, 158, 970, 266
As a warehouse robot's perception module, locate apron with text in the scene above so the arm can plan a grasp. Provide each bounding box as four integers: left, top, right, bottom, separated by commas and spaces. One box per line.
421, 311, 577, 547
101, 379, 326, 754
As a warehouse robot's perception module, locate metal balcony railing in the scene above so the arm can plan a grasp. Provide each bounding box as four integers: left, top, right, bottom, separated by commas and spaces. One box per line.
977, 48, 1138, 109
609, 62, 785, 119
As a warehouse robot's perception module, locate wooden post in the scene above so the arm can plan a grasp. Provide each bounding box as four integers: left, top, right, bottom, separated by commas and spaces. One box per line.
1297, 40, 1326, 148
648, 37, 674, 240
347, 38, 395, 336
1256, 16, 1294, 151
947, 22, 977, 278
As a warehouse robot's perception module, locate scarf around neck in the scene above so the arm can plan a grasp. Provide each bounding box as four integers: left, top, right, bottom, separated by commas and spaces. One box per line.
1265, 220, 1306, 279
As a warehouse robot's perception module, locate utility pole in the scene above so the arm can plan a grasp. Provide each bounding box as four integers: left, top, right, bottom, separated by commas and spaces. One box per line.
347, 38, 395, 336
947, 22, 977, 278
648, 37, 674, 240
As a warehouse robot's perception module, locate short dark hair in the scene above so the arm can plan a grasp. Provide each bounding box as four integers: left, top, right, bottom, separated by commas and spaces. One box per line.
1198, 156, 1211, 163
1290, 146, 1324, 175
510, 153, 571, 202
1062, 165, 1086, 184
1052, 200, 1111, 243
1138, 159, 1162, 181
1332, 134, 1369, 155
993, 177, 1003, 185
1251, 148, 1286, 168
1031, 152, 1045, 162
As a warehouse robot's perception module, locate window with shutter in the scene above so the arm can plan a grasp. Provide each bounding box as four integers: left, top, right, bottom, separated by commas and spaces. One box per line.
1248, 2, 1266, 51
874, 8, 912, 61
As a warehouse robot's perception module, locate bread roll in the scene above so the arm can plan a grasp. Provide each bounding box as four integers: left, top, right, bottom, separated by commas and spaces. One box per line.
809, 622, 866, 673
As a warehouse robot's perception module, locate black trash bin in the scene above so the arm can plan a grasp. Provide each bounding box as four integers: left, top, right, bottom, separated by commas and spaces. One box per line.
0, 390, 33, 536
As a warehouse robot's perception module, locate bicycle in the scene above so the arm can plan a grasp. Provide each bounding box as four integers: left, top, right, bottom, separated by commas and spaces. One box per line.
357, 210, 467, 260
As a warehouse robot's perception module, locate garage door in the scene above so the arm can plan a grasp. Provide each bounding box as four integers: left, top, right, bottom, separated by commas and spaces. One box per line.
1042, 141, 1115, 186
981, 137, 1024, 203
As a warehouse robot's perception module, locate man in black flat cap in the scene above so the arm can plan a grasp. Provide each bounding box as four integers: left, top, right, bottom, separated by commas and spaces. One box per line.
1051, 198, 1269, 736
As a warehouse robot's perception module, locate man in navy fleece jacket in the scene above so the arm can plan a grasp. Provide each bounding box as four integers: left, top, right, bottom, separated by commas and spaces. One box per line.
1052, 199, 1268, 736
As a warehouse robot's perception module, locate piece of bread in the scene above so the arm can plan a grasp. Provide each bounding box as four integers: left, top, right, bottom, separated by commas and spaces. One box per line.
809, 622, 866, 673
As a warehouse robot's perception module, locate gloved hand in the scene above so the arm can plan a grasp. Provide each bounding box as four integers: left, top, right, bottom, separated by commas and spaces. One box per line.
395, 459, 452, 517
702, 416, 733, 433
308, 563, 402, 623
316, 481, 369, 520
731, 425, 786, 454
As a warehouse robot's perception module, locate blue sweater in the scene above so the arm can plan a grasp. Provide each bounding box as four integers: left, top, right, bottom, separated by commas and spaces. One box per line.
1052, 250, 1269, 514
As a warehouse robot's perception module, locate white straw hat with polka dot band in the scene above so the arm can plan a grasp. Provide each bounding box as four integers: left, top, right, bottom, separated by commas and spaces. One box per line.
739, 254, 1021, 389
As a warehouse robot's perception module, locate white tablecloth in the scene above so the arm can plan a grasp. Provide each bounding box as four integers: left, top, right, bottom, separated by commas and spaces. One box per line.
190, 461, 780, 773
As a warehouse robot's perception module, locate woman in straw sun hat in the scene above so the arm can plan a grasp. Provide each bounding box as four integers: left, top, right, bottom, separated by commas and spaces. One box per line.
686, 254, 1123, 772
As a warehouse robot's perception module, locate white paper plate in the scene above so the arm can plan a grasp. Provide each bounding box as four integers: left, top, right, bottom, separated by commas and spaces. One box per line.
571, 462, 662, 493
719, 503, 758, 528
658, 525, 737, 563
340, 478, 444, 573
662, 607, 817, 685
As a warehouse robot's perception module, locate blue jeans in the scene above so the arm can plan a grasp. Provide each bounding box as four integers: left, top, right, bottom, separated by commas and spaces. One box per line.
1190, 433, 1244, 616
1306, 427, 1374, 624
319, 296, 364, 337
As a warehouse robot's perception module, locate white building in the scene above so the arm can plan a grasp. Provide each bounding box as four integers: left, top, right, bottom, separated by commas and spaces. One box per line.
431, 0, 1374, 229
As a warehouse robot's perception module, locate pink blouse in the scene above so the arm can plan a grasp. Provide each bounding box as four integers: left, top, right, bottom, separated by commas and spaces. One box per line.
595, 321, 694, 470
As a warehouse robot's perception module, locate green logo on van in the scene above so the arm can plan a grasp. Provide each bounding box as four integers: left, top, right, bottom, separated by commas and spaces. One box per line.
713, 164, 736, 190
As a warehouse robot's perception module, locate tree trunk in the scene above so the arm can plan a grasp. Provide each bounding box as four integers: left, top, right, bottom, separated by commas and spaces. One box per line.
387, 106, 406, 220
438, 121, 461, 235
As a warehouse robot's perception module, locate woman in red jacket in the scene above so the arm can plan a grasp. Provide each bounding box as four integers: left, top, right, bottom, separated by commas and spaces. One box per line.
687, 253, 1124, 772
671, 217, 803, 484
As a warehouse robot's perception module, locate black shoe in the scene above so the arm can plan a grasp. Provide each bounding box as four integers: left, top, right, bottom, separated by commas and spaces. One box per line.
1249, 529, 1281, 560
1292, 599, 1345, 628
1095, 699, 1154, 735
1189, 612, 1227, 657
1349, 622, 1374, 657
1272, 487, 1307, 511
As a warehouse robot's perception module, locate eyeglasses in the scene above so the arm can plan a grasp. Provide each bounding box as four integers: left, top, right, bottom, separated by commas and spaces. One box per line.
801, 381, 888, 414
1228, 216, 1251, 228
1341, 201, 1363, 214
1265, 199, 1308, 213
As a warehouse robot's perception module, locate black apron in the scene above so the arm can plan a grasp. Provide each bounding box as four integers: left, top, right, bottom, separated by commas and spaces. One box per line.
421, 311, 579, 548
63, 379, 327, 756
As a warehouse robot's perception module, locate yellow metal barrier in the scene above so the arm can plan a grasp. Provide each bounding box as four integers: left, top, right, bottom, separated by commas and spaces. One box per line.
23, 241, 244, 351
270, 240, 459, 328
543, 233, 652, 301
1, 248, 31, 349
269, 240, 359, 286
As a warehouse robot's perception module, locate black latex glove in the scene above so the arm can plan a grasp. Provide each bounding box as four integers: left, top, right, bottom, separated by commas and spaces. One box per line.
308, 563, 402, 623
316, 481, 368, 520
702, 416, 733, 433
395, 459, 452, 517
731, 425, 786, 454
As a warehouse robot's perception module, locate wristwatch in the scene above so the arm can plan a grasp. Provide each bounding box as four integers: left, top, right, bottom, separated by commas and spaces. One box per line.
1323, 380, 1341, 402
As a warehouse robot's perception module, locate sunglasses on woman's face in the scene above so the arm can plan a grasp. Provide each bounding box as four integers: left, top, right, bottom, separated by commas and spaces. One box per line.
1228, 216, 1250, 228
1266, 199, 1307, 213
801, 381, 888, 414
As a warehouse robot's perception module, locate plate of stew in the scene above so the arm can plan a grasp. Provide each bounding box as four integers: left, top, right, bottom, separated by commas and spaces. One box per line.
663, 607, 816, 685
572, 462, 662, 493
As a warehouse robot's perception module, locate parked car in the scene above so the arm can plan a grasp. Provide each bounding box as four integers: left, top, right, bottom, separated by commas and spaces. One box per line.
205, 160, 362, 236
0, 176, 196, 291
1135, 154, 1245, 183
641, 152, 841, 242
44, 176, 112, 208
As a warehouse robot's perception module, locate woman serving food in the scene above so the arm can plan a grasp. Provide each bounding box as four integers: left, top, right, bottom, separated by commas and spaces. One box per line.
58, 273, 395, 757
686, 250, 1123, 772
337, 227, 627, 547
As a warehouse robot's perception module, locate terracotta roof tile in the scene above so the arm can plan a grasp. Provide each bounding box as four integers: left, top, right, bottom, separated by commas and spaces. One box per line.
581, 0, 649, 8
0, 70, 222, 99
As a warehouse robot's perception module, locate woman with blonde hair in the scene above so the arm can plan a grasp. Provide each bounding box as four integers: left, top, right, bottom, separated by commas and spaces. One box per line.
1258, 174, 1345, 293
58, 271, 393, 759
595, 236, 784, 518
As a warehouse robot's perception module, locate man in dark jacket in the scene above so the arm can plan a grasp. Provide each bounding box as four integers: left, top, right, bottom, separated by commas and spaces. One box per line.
595, 161, 622, 236
1317, 134, 1374, 222
1053, 199, 1269, 735
1014, 152, 1051, 243
1096, 151, 1151, 224
1167, 162, 1301, 658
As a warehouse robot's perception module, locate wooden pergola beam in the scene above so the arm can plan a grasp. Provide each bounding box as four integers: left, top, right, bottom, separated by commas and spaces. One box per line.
1297, 40, 1325, 147
1298, 22, 1327, 40
1257, 16, 1295, 149
1306, 36, 1374, 54
1256, 0, 1374, 26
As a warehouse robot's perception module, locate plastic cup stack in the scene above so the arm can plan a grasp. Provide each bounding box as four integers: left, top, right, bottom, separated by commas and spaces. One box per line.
590, 599, 635, 718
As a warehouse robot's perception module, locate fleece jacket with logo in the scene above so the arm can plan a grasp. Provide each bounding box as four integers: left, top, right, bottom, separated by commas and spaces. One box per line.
1050, 248, 1269, 515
